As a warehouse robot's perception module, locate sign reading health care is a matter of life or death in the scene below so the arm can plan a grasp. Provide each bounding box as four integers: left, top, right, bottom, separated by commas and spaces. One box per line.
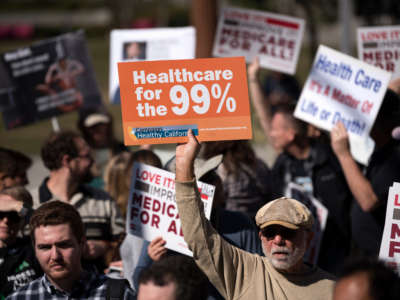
212, 6, 305, 75
294, 45, 391, 140
127, 163, 215, 256
118, 57, 252, 145
357, 25, 400, 79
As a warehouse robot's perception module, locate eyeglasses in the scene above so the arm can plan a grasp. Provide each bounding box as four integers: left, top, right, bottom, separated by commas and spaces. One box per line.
261, 226, 298, 240
0, 174, 12, 181
0, 211, 21, 223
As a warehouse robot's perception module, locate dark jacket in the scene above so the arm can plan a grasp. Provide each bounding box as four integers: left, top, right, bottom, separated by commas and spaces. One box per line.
272, 141, 352, 274
0, 237, 43, 299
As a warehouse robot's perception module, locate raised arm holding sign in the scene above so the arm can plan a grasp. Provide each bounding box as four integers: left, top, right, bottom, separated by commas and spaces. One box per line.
248, 57, 275, 148
331, 89, 400, 256
174, 130, 335, 300
330, 122, 377, 211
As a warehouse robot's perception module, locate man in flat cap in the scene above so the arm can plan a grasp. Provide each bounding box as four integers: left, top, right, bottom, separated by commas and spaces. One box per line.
175, 130, 335, 300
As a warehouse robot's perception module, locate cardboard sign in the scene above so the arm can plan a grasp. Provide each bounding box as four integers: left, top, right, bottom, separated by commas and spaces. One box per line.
118, 57, 252, 145
294, 45, 391, 140
212, 6, 305, 75
0, 31, 102, 129
127, 163, 215, 256
109, 27, 195, 104
286, 183, 328, 265
379, 182, 400, 273
357, 25, 400, 79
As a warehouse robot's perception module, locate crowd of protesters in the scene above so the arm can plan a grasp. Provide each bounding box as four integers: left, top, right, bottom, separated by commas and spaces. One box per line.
1, 46, 400, 300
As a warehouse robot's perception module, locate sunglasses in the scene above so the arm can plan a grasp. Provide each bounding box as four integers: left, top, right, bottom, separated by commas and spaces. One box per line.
261, 226, 298, 240
0, 211, 21, 223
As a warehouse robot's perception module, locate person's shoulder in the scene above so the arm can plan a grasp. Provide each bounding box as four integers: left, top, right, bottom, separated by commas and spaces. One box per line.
254, 157, 271, 171
219, 209, 256, 230
103, 276, 135, 300
311, 141, 342, 170
81, 184, 112, 200
6, 277, 43, 299
311, 266, 337, 282
29, 186, 41, 209
272, 151, 290, 167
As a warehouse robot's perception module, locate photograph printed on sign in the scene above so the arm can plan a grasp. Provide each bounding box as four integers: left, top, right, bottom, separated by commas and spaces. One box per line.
109, 27, 195, 104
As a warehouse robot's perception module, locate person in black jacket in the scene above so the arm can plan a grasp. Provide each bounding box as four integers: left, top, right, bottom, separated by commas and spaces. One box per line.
0, 186, 42, 298
331, 89, 400, 256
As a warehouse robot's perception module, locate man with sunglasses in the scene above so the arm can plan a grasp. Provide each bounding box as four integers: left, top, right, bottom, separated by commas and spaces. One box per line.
175, 130, 335, 300
0, 187, 42, 298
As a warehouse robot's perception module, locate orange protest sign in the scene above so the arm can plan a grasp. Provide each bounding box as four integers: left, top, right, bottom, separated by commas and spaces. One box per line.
118, 57, 252, 145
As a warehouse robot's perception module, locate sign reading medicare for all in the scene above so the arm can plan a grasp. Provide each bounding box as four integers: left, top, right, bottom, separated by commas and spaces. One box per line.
294, 45, 391, 139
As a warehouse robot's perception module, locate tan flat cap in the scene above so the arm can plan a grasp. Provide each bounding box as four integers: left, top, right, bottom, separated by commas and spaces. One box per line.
255, 197, 313, 230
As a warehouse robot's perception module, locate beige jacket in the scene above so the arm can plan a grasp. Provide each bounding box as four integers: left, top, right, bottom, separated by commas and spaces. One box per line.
176, 180, 335, 300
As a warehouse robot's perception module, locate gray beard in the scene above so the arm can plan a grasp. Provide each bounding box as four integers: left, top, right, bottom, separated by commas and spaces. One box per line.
262, 239, 307, 272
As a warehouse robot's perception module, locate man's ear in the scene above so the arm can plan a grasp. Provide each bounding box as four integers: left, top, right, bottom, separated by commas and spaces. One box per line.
61, 154, 71, 167
287, 128, 296, 143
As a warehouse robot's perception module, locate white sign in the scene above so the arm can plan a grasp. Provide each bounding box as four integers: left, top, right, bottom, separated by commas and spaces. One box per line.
286, 183, 328, 265
127, 163, 215, 256
294, 45, 391, 140
379, 182, 400, 274
212, 6, 305, 75
109, 27, 195, 103
357, 25, 400, 79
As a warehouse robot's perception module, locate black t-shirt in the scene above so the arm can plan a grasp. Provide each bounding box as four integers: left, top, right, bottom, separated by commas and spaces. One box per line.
0, 237, 43, 299
271, 142, 353, 274
351, 140, 400, 256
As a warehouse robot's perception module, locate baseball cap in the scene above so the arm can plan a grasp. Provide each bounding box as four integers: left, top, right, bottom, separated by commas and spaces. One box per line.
255, 197, 313, 230
83, 113, 110, 127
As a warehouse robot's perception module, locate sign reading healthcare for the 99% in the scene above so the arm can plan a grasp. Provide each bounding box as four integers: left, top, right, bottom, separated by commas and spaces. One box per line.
118, 57, 252, 145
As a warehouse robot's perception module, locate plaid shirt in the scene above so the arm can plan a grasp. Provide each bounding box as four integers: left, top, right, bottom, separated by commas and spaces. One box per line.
6, 271, 135, 300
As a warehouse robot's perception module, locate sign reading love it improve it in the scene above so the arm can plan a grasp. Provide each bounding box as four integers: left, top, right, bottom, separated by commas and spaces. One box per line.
127, 163, 215, 256
118, 57, 252, 145
294, 45, 391, 140
357, 25, 400, 79
379, 182, 400, 274
212, 6, 305, 75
